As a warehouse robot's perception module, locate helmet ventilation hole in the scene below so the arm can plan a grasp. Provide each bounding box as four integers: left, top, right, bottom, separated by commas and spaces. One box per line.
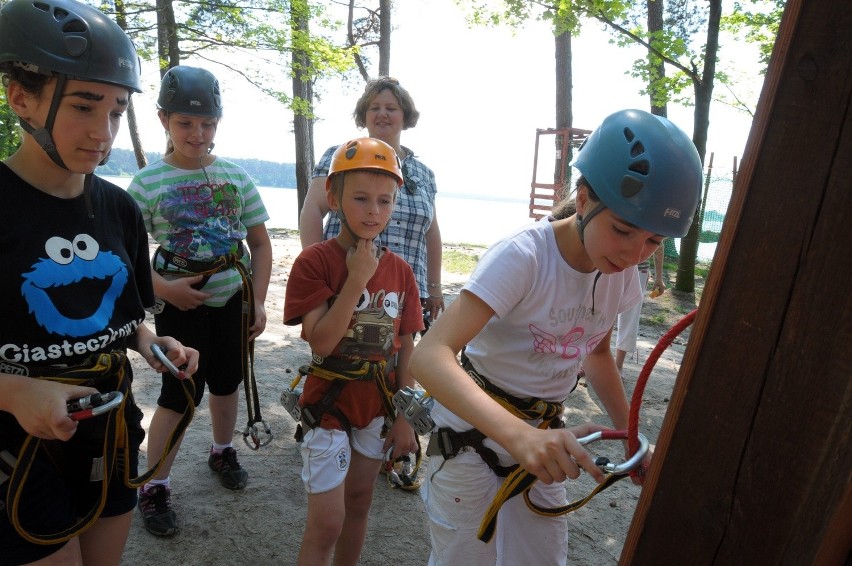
630, 140, 645, 158
629, 159, 650, 175
623, 127, 636, 143
621, 176, 644, 197
62, 19, 86, 32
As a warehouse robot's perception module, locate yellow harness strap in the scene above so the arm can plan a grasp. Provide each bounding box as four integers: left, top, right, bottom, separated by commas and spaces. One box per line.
5, 352, 195, 545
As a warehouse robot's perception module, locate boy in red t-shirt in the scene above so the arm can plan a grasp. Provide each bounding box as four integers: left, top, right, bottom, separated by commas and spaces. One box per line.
284, 137, 423, 564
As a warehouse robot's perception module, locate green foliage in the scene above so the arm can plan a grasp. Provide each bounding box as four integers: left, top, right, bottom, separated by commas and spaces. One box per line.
100, 0, 356, 116
442, 249, 482, 274
722, 0, 786, 70
0, 86, 21, 160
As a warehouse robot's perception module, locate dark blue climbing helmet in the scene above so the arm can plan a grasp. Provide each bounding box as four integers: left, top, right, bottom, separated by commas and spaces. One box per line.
158, 66, 223, 118
0, 0, 142, 91
572, 109, 703, 238
0, 0, 142, 171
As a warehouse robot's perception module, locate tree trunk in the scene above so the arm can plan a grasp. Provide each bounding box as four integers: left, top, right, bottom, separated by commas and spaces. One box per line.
112, 0, 147, 169
554, 29, 573, 195
675, 0, 720, 292
378, 0, 391, 76
157, 0, 180, 74
126, 104, 148, 169
291, 0, 315, 221
348, 0, 369, 81
648, 0, 666, 117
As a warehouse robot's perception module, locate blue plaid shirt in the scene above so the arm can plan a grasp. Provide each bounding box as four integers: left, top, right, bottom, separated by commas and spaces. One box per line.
313, 144, 437, 299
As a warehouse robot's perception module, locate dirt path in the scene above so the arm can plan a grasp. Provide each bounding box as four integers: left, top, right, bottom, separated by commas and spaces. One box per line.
121, 229, 697, 565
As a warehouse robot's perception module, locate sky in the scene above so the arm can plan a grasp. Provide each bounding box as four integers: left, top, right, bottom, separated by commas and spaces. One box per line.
111, 0, 763, 200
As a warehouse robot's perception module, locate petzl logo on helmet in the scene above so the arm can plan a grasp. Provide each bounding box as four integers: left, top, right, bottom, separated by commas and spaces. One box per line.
117, 57, 133, 70
344, 141, 359, 160
374, 154, 387, 161
663, 208, 682, 219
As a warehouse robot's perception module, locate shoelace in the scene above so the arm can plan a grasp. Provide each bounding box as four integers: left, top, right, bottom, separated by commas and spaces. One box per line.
214, 449, 241, 471
141, 487, 171, 514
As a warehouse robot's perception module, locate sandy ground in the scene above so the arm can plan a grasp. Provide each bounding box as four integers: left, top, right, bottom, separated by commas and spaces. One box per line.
121, 229, 697, 565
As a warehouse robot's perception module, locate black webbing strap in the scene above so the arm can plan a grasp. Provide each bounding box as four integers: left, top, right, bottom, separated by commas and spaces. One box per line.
234, 257, 271, 449
455, 352, 624, 543
153, 243, 245, 281
5, 352, 195, 545
460, 353, 564, 421
426, 427, 518, 477
298, 355, 397, 440
157, 243, 271, 449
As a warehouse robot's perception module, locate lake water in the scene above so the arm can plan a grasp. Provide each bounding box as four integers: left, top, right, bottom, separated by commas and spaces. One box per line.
103, 176, 717, 259
103, 176, 534, 247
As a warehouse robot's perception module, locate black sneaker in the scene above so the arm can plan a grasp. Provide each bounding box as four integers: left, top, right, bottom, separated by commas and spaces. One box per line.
138, 485, 178, 537
208, 447, 248, 490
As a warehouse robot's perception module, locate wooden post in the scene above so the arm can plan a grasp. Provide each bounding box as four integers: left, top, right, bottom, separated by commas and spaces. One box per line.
621, 0, 852, 563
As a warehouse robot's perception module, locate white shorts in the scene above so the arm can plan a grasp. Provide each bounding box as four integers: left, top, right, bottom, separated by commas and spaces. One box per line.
300, 416, 386, 494
421, 445, 570, 565
616, 267, 651, 353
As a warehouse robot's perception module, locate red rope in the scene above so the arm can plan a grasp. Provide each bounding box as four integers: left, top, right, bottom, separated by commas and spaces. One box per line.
627, 308, 698, 466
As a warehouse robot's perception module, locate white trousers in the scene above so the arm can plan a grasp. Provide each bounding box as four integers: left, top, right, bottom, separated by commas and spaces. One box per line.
422, 449, 571, 565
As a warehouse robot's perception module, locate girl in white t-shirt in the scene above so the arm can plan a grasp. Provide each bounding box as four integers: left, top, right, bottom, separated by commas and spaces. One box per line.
410, 109, 703, 565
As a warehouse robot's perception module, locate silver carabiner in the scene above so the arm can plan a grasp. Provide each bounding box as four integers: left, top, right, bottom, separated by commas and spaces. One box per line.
242, 421, 273, 450
576, 430, 649, 475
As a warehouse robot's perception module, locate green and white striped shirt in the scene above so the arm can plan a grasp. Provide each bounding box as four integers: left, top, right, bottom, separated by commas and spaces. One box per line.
127, 158, 269, 307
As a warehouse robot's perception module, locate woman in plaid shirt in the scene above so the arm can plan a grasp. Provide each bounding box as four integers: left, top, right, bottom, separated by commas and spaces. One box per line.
300, 77, 445, 328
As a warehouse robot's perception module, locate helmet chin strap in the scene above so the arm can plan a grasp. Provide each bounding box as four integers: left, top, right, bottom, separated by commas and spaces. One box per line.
577, 202, 606, 242
575, 201, 605, 314
18, 74, 68, 170
18, 74, 96, 220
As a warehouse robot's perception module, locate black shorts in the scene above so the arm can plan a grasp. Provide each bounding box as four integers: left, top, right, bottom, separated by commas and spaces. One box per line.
0, 391, 144, 565
154, 291, 245, 411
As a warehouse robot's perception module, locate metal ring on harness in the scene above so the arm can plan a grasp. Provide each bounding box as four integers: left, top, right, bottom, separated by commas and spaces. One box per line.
382, 439, 424, 492
163, 243, 272, 451
242, 420, 273, 449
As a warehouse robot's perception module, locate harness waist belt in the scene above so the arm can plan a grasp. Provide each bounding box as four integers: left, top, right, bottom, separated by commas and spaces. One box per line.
155, 241, 245, 275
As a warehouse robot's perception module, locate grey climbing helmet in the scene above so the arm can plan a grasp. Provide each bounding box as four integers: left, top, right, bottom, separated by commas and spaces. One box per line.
158, 66, 223, 117
572, 109, 702, 238
0, 0, 142, 92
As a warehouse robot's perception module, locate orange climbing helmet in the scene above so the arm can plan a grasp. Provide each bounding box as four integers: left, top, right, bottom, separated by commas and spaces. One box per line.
326, 137, 404, 190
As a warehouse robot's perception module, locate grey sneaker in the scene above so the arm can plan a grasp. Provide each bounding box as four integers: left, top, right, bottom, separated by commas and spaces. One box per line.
138, 485, 178, 537
207, 447, 248, 490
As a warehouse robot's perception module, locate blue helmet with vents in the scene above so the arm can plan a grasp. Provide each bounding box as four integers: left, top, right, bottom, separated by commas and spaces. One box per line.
571, 109, 702, 238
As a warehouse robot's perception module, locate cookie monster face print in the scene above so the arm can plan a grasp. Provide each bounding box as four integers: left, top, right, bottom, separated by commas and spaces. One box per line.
21, 233, 129, 337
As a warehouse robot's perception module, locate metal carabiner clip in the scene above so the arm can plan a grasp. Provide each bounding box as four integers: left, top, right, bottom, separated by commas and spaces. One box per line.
242, 421, 273, 450
576, 430, 650, 475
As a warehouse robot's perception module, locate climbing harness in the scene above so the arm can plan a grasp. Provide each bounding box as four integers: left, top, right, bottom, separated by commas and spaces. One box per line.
153, 244, 271, 450
287, 354, 395, 442
282, 355, 426, 491
2, 352, 196, 545
478, 309, 697, 542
